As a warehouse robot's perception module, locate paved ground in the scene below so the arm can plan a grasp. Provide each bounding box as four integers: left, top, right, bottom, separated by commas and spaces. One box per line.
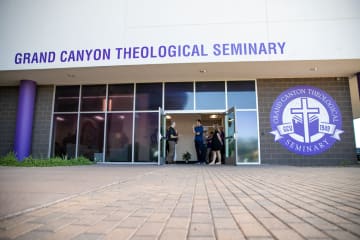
0, 165, 360, 240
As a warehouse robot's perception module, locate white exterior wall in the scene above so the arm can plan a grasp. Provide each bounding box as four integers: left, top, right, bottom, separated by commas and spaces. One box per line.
0, 0, 359, 70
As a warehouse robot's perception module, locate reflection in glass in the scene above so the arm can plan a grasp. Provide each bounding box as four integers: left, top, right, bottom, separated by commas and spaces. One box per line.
78, 113, 105, 161
226, 110, 236, 164
108, 84, 134, 111
165, 82, 193, 110
228, 81, 256, 109
136, 83, 162, 110
134, 112, 158, 162
106, 113, 133, 162
236, 111, 259, 163
54, 86, 80, 112
52, 114, 77, 158
81, 85, 106, 112
196, 82, 225, 110
160, 112, 167, 164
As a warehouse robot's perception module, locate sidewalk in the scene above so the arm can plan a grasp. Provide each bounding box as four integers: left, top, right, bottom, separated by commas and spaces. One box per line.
0, 165, 360, 240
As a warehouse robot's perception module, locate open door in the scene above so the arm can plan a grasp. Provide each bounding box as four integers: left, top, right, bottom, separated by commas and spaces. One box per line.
158, 107, 167, 165
225, 107, 237, 165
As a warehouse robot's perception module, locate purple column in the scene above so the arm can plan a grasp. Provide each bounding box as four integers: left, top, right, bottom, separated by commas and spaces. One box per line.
14, 80, 37, 161
357, 72, 360, 100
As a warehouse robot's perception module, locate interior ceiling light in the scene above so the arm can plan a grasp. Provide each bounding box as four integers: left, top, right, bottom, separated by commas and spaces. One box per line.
56, 116, 65, 121
166, 115, 172, 119
210, 114, 218, 119
95, 115, 104, 121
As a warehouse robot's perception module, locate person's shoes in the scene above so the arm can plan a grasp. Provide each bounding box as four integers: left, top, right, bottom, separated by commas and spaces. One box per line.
209, 161, 215, 165
216, 162, 221, 165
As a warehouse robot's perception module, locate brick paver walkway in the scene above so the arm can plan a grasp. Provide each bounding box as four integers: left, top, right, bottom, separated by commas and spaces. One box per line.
0, 165, 360, 240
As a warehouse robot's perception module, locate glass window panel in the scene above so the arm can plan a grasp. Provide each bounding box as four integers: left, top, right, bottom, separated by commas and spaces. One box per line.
108, 84, 134, 111
136, 83, 162, 110
134, 112, 158, 162
81, 85, 106, 112
52, 114, 77, 158
227, 81, 256, 109
196, 82, 225, 110
106, 113, 133, 162
78, 113, 105, 161
54, 86, 80, 112
236, 111, 259, 163
165, 82, 194, 110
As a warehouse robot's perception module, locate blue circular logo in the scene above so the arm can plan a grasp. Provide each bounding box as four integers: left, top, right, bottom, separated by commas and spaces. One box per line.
270, 86, 343, 155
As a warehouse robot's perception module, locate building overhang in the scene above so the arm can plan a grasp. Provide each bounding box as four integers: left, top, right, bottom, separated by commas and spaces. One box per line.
0, 59, 359, 86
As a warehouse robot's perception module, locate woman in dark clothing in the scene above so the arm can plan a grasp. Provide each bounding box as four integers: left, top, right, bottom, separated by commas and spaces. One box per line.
206, 131, 213, 164
209, 124, 223, 165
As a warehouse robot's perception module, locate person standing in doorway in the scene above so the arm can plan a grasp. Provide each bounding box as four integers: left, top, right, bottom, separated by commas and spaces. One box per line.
209, 124, 223, 165
193, 119, 205, 164
166, 121, 178, 164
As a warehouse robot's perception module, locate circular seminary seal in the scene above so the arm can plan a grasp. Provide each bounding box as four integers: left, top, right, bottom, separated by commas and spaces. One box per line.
270, 86, 343, 155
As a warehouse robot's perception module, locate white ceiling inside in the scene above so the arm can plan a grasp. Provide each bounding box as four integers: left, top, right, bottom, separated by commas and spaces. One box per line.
0, 59, 359, 86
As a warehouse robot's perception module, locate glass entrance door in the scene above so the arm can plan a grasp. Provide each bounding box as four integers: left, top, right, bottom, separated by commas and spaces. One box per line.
225, 107, 237, 165
158, 107, 167, 165
225, 107, 260, 165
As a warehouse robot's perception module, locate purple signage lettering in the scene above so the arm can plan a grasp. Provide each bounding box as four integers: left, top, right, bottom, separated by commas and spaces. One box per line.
14, 51, 56, 64
13, 41, 287, 65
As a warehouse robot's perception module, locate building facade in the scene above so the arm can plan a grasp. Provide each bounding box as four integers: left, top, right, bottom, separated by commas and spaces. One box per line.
1, 0, 359, 165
